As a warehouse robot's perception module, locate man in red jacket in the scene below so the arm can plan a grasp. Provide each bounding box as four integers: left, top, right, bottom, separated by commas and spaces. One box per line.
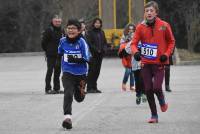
131, 1, 175, 123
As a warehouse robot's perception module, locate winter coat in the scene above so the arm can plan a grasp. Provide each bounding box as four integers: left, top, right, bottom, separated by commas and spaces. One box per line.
86, 28, 107, 56
131, 17, 175, 64
41, 23, 63, 56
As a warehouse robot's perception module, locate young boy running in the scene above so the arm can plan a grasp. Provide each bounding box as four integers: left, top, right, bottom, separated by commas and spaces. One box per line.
131, 1, 175, 123
58, 19, 91, 129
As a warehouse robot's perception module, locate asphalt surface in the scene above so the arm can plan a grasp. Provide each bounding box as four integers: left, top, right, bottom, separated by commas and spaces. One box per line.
0, 55, 200, 134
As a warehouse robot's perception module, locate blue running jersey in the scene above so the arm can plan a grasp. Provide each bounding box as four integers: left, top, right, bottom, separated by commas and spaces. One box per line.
58, 37, 91, 75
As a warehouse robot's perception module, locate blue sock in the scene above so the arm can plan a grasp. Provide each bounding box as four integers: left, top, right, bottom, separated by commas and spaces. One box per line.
159, 98, 165, 106
152, 114, 158, 119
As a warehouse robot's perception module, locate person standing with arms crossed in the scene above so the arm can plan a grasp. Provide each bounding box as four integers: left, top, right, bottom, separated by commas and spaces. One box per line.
131, 1, 175, 123
41, 15, 64, 94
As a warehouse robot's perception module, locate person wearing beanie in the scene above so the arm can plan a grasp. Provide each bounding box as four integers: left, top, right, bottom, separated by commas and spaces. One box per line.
58, 18, 91, 129
41, 14, 64, 94
131, 1, 175, 123
86, 18, 108, 93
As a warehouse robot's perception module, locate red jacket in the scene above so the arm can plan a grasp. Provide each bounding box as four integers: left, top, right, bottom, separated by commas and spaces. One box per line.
131, 17, 175, 64
118, 43, 132, 68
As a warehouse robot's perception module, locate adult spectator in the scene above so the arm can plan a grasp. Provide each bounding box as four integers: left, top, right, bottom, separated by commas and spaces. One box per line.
86, 18, 108, 93
41, 15, 64, 94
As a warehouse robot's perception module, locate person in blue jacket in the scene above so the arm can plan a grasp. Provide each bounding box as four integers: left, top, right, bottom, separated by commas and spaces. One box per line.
58, 19, 91, 129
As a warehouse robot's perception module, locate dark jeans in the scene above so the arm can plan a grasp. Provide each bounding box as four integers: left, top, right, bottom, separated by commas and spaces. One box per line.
133, 69, 144, 97
87, 53, 103, 90
141, 64, 166, 117
62, 72, 86, 115
45, 56, 61, 91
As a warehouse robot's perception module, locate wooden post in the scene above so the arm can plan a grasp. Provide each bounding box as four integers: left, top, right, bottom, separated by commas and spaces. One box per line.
128, 0, 132, 23
113, 0, 116, 29
99, 0, 102, 18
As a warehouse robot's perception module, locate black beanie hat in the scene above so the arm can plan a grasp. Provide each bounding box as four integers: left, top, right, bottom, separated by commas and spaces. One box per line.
66, 19, 81, 30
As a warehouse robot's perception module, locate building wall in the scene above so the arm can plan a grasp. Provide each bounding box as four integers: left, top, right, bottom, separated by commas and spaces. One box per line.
132, 0, 144, 24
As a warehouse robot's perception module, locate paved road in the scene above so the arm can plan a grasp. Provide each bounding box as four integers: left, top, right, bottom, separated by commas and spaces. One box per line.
0, 55, 200, 134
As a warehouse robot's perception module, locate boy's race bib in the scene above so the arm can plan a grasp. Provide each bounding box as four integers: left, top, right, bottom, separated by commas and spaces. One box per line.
64, 53, 82, 62
141, 43, 158, 59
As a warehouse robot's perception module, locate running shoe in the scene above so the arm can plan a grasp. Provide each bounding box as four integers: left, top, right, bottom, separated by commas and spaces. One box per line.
141, 94, 147, 103
136, 96, 141, 105
148, 118, 158, 123
161, 103, 168, 112
62, 118, 72, 129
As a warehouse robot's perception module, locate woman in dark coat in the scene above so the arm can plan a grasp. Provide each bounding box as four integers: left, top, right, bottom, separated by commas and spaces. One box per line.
86, 18, 108, 93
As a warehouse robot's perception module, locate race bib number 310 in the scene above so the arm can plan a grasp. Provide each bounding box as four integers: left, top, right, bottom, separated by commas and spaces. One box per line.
141, 43, 158, 59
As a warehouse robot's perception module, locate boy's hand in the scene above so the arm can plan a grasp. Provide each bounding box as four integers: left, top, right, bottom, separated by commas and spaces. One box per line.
68, 56, 85, 64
